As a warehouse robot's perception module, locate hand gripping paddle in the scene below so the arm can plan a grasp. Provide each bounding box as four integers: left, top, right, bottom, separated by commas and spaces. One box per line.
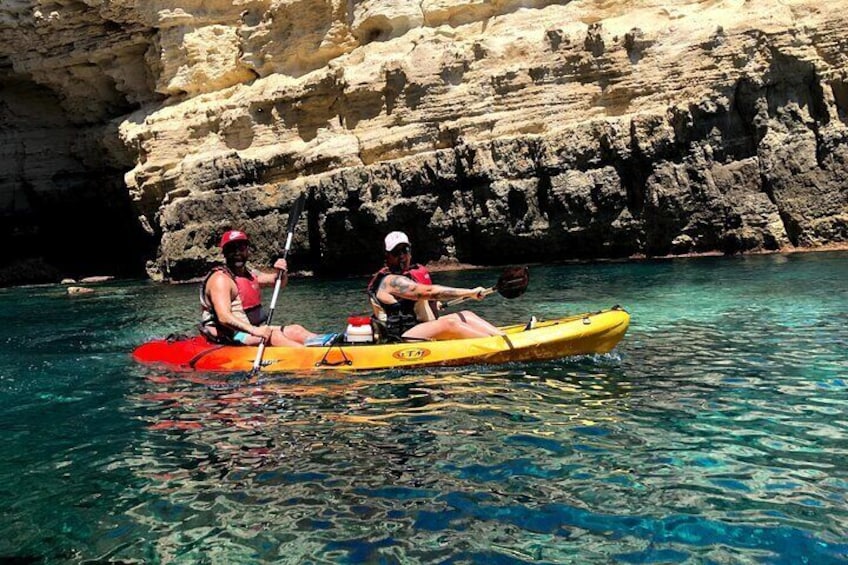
250, 192, 306, 376
443, 265, 529, 307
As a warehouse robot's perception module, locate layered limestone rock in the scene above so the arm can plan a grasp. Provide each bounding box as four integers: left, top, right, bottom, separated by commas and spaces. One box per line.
1, 0, 846, 284
0, 1, 157, 285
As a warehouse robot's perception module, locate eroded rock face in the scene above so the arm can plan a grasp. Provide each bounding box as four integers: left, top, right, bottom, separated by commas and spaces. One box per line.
0, 1, 157, 285
1, 0, 846, 284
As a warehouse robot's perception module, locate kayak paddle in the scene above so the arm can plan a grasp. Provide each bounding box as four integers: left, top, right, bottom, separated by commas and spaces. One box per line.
250, 192, 307, 376
443, 265, 530, 307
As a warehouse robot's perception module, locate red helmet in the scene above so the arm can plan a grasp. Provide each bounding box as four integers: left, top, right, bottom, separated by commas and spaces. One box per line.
220, 230, 250, 248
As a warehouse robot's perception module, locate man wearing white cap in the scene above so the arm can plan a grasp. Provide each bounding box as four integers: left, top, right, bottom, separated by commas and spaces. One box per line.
367, 231, 503, 341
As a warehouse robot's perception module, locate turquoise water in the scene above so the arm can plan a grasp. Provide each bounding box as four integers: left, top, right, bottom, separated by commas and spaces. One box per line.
1, 252, 846, 563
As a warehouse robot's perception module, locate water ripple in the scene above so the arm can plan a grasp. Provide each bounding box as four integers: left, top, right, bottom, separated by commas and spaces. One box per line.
2, 255, 848, 562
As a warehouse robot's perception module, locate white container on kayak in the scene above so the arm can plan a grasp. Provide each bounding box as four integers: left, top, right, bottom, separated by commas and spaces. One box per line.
345, 316, 374, 343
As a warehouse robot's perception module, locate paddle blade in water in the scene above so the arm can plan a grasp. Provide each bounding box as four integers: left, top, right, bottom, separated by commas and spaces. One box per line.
496, 266, 529, 299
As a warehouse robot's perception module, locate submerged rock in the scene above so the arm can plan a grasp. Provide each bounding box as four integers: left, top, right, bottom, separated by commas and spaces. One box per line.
67, 286, 95, 295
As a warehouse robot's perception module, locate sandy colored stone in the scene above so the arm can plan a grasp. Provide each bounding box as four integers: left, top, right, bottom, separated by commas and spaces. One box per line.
0, 0, 846, 283
67, 286, 95, 295
79, 275, 116, 283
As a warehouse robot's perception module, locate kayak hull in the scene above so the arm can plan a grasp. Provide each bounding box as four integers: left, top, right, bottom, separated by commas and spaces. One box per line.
133, 307, 630, 372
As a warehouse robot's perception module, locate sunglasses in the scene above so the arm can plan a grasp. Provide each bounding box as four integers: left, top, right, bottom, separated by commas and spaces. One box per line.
390, 245, 412, 257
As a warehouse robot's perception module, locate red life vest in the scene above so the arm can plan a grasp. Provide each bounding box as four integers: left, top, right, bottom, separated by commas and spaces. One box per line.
405, 264, 439, 320
366, 263, 433, 298
406, 264, 432, 285
233, 270, 262, 311
200, 266, 265, 337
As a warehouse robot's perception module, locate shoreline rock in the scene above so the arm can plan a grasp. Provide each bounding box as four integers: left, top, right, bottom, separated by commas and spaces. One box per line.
67, 286, 95, 295
79, 276, 115, 284
0, 1, 845, 284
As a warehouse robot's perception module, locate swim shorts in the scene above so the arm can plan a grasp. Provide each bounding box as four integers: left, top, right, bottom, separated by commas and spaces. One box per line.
232, 331, 251, 344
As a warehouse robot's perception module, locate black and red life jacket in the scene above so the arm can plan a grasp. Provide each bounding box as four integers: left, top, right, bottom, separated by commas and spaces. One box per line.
200, 265, 266, 331
366, 263, 435, 341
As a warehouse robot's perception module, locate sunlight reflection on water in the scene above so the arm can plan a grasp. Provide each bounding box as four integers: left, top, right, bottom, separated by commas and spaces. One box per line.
1, 253, 847, 562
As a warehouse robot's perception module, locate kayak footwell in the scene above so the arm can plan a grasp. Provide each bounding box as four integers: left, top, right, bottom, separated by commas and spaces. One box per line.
132, 307, 630, 372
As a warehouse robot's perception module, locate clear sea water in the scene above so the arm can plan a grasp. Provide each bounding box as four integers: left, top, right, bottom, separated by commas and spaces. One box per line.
0, 252, 846, 564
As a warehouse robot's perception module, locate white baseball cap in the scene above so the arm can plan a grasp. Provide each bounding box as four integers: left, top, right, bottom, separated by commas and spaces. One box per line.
384, 231, 410, 251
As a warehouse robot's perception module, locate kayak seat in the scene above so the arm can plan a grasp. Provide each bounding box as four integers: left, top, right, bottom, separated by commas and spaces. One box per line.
370, 316, 396, 344
368, 294, 398, 344
367, 294, 425, 344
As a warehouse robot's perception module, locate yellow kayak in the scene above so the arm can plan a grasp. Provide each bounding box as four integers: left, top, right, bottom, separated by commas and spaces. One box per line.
133, 307, 630, 372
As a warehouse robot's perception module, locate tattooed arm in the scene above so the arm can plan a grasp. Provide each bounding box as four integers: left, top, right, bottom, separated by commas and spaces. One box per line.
378, 274, 485, 303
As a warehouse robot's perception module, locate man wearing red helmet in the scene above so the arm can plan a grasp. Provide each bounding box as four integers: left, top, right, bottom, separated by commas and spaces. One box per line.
200, 229, 317, 347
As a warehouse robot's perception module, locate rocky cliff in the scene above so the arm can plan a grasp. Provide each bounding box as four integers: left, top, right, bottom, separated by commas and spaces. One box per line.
1, 0, 846, 284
